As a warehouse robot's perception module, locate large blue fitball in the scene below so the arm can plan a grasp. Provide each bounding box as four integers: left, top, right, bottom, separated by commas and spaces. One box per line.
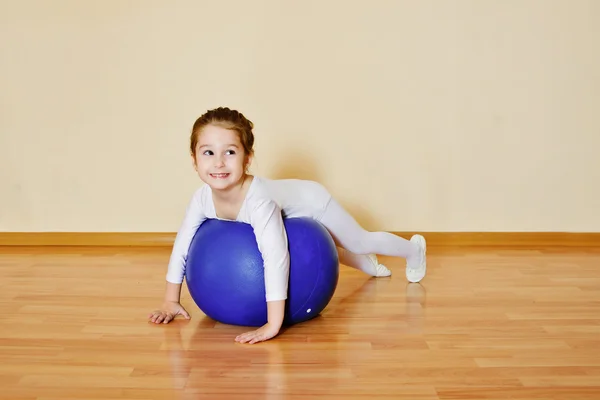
185, 217, 340, 327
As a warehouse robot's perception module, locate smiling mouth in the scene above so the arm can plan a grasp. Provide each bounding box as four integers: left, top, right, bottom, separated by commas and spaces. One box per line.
210, 173, 230, 179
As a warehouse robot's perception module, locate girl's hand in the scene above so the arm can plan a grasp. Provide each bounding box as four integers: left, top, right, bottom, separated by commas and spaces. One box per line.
148, 301, 190, 324
235, 322, 281, 344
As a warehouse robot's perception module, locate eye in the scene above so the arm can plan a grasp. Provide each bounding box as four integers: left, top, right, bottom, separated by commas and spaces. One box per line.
202, 150, 213, 156
226, 149, 236, 155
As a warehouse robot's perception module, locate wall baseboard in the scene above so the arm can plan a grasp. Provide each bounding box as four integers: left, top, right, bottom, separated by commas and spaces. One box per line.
0, 233, 176, 247
393, 232, 600, 247
1, 232, 599, 247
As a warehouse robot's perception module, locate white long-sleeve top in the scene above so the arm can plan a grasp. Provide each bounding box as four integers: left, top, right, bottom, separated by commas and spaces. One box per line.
165, 176, 332, 302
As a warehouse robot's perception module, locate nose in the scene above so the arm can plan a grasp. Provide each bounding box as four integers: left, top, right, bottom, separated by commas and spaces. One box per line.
214, 155, 225, 168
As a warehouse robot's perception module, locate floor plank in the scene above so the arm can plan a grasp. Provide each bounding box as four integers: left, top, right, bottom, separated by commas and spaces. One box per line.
1, 245, 599, 399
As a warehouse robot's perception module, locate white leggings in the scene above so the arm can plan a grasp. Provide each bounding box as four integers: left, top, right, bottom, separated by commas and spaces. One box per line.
318, 198, 419, 275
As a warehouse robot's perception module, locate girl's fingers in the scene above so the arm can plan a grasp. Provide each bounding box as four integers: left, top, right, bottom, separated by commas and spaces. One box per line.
236, 331, 258, 343
250, 334, 266, 344
153, 313, 167, 323
238, 332, 264, 344
148, 311, 181, 324
236, 334, 250, 342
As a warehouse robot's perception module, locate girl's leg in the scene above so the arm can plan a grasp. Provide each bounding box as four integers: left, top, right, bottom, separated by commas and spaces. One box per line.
320, 198, 427, 282
337, 247, 391, 277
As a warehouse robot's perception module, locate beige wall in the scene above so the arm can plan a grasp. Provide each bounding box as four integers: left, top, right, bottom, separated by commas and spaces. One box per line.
1, 0, 599, 233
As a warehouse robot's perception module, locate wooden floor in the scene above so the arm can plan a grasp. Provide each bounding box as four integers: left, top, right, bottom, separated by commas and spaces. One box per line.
1, 245, 600, 399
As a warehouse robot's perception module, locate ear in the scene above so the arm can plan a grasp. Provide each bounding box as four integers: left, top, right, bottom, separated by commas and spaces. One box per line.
191, 152, 198, 170
245, 152, 254, 172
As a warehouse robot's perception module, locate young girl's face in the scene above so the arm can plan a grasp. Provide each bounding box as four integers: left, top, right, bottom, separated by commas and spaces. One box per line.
192, 124, 250, 191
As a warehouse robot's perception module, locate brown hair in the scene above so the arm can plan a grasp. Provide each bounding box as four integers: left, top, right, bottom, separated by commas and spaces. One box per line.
190, 107, 255, 158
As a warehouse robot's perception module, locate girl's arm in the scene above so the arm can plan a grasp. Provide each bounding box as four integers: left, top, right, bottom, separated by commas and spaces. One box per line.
165, 190, 207, 286
267, 299, 286, 329
148, 282, 190, 324
149, 189, 207, 324
235, 299, 285, 344
164, 281, 184, 303
236, 198, 290, 343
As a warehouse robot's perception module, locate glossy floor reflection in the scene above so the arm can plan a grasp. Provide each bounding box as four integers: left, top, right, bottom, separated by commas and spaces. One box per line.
1, 245, 600, 399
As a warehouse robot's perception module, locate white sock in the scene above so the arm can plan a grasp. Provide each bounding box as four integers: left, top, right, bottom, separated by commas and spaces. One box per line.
337, 247, 391, 277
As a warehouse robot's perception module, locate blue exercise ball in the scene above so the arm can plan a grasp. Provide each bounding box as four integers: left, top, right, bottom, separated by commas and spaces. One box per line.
185, 217, 339, 327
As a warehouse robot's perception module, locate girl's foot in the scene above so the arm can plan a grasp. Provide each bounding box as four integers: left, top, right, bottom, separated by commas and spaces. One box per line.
367, 254, 392, 277
406, 234, 426, 282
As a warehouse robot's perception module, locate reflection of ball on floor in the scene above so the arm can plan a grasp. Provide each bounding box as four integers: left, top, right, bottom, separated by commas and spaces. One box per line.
185, 217, 340, 327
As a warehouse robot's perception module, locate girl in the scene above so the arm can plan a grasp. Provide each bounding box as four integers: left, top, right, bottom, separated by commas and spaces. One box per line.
148, 107, 427, 344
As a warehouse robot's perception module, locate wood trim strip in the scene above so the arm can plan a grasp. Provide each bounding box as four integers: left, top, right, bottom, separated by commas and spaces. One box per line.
1, 232, 599, 247
0, 233, 176, 246
392, 232, 600, 247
